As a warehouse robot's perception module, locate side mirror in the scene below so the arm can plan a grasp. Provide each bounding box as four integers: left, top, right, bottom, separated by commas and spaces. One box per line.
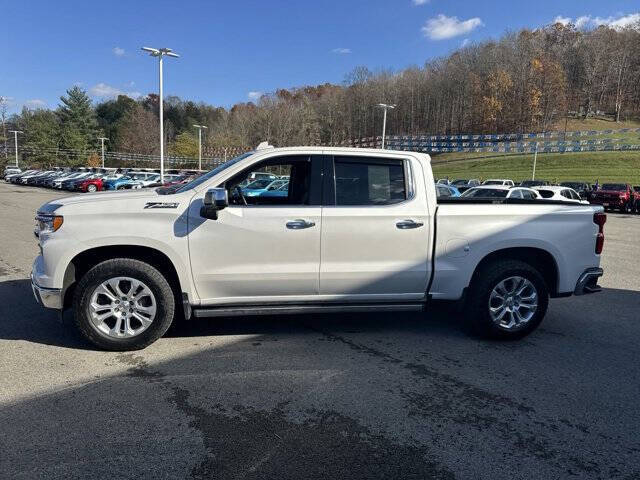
200, 188, 228, 220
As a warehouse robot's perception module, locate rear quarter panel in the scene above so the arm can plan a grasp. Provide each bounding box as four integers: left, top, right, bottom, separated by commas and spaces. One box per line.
431, 203, 602, 300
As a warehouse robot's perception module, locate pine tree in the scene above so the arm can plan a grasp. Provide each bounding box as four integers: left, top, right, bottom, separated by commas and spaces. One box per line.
57, 86, 98, 160
21, 107, 60, 165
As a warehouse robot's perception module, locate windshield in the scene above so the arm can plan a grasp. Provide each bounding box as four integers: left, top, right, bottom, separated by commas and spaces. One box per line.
482, 180, 504, 185
461, 188, 508, 198
521, 180, 544, 187
560, 182, 583, 189
601, 184, 626, 191
451, 179, 468, 186
172, 152, 254, 194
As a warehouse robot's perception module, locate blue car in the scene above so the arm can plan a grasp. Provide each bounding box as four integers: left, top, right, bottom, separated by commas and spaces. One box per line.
435, 184, 461, 198
103, 175, 143, 190
257, 182, 289, 198
242, 179, 288, 197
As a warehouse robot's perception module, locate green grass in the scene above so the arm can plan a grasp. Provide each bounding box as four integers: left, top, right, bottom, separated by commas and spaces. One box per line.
431, 151, 640, 184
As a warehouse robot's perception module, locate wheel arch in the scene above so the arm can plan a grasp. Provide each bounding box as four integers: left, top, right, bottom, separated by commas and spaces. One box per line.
470, 247, 560, 296
63, 245, 184, 309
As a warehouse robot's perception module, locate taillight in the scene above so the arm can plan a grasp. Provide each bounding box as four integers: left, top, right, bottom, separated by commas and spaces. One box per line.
594, 212, 606, 254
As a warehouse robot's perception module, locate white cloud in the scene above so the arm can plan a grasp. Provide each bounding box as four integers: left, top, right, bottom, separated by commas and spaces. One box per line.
552, 12, 640, 30
247, 91, 263, 101
412, 0, 429, 5
89, 83, 141, 99
461, 38, 470, 47
552, 16, 571, 25
331, 47, 352, 54
24, 99, 47, 109
422, 14, 484, 40
594, 13, 640, 28
113, 47, 125, 56
575, 16, 592, 29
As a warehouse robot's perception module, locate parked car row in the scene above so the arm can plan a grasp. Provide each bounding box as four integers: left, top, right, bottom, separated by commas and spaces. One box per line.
435, 178, 640, 212
3, 166, 203, 192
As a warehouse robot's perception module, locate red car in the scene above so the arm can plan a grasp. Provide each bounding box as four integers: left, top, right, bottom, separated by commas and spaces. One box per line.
590, 183, 634, 213
76, 177, 104, 193
633, 186, 640, 213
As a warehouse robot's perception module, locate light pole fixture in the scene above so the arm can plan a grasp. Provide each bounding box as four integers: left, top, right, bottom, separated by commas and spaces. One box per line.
532, 142, 538, 180
193, 124, 208, 171
9, 130, 22, 167
376, 103, 395, 149
142, 46, 180, 183
98, 137, 109, 168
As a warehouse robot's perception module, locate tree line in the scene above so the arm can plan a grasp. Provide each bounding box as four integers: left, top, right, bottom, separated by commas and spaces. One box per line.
2, 22, 639, 167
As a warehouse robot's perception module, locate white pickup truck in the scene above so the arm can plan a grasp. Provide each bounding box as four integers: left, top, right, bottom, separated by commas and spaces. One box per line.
31, 145, 606, 350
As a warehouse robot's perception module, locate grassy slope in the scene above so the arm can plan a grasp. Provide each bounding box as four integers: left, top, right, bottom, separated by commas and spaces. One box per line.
431, 118, 640, 184
431, 151, 640, 184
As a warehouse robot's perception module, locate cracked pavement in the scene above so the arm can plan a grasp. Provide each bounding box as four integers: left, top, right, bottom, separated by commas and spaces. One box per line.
1, 182, 639, 479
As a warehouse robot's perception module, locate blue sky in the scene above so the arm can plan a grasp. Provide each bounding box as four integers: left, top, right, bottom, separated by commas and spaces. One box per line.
2, 0, 638, 114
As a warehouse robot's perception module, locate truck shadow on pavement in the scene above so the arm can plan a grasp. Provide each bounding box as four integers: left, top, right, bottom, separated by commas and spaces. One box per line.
1, 279, 640, 479
1, 277, 640, 350
0, 277, 467, 349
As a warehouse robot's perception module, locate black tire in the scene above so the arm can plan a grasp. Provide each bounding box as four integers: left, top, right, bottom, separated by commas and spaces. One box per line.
466, 259, 549, 340
73, 258, 175, 351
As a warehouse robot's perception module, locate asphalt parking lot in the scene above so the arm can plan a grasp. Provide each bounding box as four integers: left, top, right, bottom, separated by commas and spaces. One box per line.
1, 181, 639, 480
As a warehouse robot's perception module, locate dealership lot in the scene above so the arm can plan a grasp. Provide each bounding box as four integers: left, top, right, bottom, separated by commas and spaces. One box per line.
1, 182, 639, 479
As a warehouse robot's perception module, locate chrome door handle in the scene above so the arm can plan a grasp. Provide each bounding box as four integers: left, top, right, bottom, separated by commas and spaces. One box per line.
286, 219, 316, 229
396, 219, 424, 229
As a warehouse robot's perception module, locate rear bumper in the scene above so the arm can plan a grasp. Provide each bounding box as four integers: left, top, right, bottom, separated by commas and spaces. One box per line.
31, 273, 63, 309
573, 268, 603, 295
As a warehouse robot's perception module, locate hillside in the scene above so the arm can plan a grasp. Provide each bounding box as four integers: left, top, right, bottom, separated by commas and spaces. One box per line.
431, 151, 640, 184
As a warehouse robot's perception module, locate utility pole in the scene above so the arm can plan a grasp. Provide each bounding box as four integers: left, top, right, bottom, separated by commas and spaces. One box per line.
98, 137, 108, 168
192, 124, 208, 171
142, 47, 180, 183
0, 97, 8, 159
9, 130, 22, 167
376, 103, 396, 149
532, 143, 538, 180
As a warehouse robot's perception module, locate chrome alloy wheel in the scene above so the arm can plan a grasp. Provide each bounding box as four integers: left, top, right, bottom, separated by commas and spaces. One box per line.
88, 277, 157, 338
488, 276, 538, 330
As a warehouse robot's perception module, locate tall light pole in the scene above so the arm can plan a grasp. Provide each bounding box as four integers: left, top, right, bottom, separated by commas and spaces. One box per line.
142, 46, 180, 183
9, 130, 22, 167
98, 137, 108, 168
376, 103, 395, 149
192, 124, 208, 171
532, 143, 538, 180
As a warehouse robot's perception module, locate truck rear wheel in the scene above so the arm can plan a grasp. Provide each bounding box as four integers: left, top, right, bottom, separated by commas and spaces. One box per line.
73, 258, 175, 351
466, 260, 549, 340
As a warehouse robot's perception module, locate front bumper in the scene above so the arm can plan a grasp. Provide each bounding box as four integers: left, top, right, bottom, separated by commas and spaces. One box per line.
574, 268, 603, 295
31, 272, 63, 309
591, 198, 624, 208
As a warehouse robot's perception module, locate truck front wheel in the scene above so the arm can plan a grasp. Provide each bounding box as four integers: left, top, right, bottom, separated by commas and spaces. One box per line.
73, 258, 175, 351
466, 260, 549, 340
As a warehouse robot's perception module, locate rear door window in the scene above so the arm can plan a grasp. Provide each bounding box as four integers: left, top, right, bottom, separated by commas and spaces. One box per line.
334, 156, 407, 206
509, 189, 523, 199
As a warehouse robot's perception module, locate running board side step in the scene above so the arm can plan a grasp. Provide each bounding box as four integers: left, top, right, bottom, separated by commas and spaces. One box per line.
192, 303, 424, 318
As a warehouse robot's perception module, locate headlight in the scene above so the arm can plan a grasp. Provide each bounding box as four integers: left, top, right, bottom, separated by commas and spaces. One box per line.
35, 214, 64, 234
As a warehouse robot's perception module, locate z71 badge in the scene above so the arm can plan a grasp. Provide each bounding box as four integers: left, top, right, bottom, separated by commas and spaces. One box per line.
144, 202, 179, 209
